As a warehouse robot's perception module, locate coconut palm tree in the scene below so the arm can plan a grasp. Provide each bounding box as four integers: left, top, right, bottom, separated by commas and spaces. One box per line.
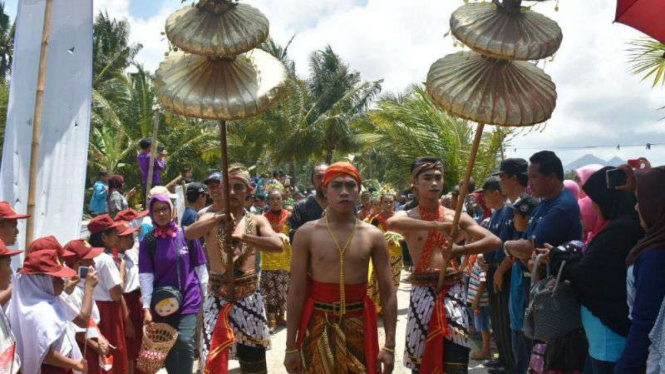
628, 38, 665, 88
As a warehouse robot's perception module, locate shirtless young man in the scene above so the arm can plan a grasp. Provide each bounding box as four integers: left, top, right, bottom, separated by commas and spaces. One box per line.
284, 162, 397, 374
184, 165, 283, 374
386, 157, 501, 374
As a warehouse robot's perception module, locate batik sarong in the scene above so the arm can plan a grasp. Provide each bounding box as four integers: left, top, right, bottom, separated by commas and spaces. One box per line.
201, 290, 270, 374
403, 281, 471, 374
297, 280, 379, 374
260, 270, 289, 314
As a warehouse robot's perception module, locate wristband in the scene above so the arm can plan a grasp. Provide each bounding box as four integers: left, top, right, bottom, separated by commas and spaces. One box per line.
285, 348, 299, 355
382, 347, 395, 354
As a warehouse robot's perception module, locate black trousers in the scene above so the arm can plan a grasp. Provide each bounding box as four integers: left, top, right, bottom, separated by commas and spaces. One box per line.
413, 340, 470, 374
487, 264, 517, 374
237, 343, 267, 374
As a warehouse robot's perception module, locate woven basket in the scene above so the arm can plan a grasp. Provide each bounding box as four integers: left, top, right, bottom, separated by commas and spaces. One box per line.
136, 323, 179, 374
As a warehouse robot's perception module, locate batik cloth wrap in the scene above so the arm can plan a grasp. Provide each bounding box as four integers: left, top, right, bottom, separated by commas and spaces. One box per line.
403, 206, 471, 374
368, 213, 403, 313
297, 279, 379, 374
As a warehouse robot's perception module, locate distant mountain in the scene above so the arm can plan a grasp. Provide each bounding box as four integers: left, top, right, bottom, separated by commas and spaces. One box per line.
564, 154, 607, 171
564, 154, 627, 171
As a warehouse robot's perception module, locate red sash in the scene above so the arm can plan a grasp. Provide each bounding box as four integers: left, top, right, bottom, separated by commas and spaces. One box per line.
419, 289, 450, 374
204, 303, 235, 374
296, 279, 380, 374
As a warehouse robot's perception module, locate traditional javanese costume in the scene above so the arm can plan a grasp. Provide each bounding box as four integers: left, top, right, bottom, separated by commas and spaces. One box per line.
261, 209, 292, 328
201, 211, 271, 374
403, 207, 471, 374
367, 213, 403, 313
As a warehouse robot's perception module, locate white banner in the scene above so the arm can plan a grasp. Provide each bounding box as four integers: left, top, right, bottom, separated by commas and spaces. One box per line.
0, 0, 93, 261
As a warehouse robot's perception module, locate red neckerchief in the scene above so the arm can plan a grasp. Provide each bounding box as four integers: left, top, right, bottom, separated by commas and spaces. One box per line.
264, 209, 290, 233
415, 205, 447, 273
154, 225, 177, 239
376, 212, 393, 232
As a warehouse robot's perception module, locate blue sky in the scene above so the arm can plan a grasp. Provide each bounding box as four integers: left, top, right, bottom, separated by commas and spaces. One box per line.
4, 0, 665, 167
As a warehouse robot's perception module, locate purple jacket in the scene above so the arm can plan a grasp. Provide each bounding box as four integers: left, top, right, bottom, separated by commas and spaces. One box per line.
137, 152, 166, 184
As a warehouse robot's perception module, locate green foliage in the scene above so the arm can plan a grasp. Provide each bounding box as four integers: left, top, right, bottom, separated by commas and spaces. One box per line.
628, 38, 665, 88
0, 2, 13, 81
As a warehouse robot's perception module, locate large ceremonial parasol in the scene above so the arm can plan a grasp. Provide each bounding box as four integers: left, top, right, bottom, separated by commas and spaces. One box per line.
615, 0, 665, 44
155, 0, 287, 297
425, 0, 562, 290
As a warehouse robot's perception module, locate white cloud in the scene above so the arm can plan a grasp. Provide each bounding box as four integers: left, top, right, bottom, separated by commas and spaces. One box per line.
97, 0, 665, 166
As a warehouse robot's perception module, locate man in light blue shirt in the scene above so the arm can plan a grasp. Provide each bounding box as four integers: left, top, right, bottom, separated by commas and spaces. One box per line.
89, 169, 109, 215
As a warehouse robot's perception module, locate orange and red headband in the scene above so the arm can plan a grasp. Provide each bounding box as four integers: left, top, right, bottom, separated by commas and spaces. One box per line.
322, 162, 362, 188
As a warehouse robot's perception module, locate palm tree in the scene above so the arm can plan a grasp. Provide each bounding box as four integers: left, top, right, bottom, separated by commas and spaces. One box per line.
93, 11, 142, 88
0, 2, 14, 81
628, 38, 665, 88
354, 85, 507, 191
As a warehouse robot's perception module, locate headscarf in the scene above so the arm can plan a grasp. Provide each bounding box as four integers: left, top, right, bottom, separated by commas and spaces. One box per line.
108, 174, 125, 195
149, 194, 177, 238
576, 164, 606, 244
564, 180, 580, 200
576, 164, 605, 188
583, 167, 637, 222
9, 274, 82, 374
322, 162, 362, 188
229, 165, 254, 193
627, 167, 665, 265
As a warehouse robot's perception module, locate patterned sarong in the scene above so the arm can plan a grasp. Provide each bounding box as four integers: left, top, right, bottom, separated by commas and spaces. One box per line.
200, 290, 271, 372
260, 270, 289, 314
403, 282, 471, 372
297, 280, 379, 374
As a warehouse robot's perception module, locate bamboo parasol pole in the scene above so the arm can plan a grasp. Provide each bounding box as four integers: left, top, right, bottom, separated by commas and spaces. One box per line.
25, 0, 55, 245
219, 120, 235, 300
145, 109, 161, 202
437, 122, 485, 292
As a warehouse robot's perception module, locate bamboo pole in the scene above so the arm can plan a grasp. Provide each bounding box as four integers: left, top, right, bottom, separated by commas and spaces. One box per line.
219, 120, 235, 300
25, 0, 55, 246
145, 109, 160, 202
437, 122, 485, 292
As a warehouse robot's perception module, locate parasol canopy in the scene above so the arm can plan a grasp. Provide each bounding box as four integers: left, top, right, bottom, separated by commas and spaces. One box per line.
616, 0, 665, 44
451, 2, 562, 61
166, 1, 269, 57
426, 51, 556, 127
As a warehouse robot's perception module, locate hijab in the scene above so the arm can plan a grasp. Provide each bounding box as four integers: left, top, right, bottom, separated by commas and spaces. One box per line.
626, 167, 665, 265
108, 174, 125, 196
149, 194, 178, 239
564, 180, 580, 200
8, 274, 82, 374
582, 167, 637, 222
576, 164, 605, 188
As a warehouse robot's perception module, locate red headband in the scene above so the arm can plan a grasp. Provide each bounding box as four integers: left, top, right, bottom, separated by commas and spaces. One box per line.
322, 162, 362, 188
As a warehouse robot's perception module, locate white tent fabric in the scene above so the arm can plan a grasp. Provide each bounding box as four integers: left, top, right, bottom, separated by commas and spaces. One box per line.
0, 0, 93, 263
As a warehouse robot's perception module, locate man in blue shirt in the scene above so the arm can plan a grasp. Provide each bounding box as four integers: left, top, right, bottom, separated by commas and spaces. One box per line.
89, 169, 109, 215
505, 151, 583, 374
181, 182, 208, 228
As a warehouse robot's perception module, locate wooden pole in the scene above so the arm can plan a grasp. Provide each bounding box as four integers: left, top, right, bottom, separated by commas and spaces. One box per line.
25, 0, 55, 246
219, 120, 235, 300
437, 122, 485, 292
145, 109, 160, 202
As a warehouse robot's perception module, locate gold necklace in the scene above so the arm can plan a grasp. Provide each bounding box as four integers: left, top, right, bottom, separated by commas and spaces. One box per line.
325, 212, 358, 316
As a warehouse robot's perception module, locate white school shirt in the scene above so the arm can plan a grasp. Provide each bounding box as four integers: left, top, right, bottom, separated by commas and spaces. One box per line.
93, 252, 122, 302
60, 284, 101, 333
122, 248, 140, 293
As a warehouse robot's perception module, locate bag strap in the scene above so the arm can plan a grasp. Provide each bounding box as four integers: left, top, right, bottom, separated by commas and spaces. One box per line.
174, 230, 183, 290
552, 260, 566, 295
530, 254, 550, 288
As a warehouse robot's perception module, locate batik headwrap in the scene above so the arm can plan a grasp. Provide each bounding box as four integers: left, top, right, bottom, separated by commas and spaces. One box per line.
412, 161, 444, 180
228, 166, 254, 193
322, 162, 362, 188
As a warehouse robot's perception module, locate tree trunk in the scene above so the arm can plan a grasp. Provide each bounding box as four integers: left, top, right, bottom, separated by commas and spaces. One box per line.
289, 158, 296, 186
325, 148, 334, 164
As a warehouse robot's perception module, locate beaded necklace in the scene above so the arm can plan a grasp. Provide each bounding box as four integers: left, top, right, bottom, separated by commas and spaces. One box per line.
324, 212, 358, 316
265, 209, 289, 233
415, 205, 447, 273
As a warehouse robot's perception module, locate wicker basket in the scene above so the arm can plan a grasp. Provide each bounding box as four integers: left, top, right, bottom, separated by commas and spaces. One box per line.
136, 323, 179, 374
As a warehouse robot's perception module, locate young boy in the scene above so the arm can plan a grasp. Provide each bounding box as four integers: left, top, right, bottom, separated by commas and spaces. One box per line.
468, 254, 492, 360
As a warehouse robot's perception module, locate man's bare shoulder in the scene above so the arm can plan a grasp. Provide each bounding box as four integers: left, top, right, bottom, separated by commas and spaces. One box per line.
357, 219, 383, 238
294, 219, 321, 237
406, 207, 421, 219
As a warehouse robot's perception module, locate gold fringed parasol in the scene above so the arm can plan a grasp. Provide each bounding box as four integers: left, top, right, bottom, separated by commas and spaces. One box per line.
156, 0, 286, 299
427, 52, 556, 127
426, 0, 562, 291
450, 3, 562, 61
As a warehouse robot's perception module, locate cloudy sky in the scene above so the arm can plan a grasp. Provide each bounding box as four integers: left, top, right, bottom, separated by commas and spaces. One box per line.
5, 0, 665, 167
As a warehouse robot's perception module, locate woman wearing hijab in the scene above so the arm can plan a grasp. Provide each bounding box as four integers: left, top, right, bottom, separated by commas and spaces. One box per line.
564, 180, 580, 200
107, 175, 136, 219
575, 164, 606, 244
546, 167, 644, 374
9, 247, 87, 374
138, 195, 208, 374
615, 166, 665, 374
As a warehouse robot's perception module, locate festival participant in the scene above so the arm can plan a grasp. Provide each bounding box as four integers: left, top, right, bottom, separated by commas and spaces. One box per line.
0, 239, 22, 373
0, 201, 30, 306
181, 182, 208, 228
357, 191, 372, 220
367, 188, 403, 314
88, 215, 130, 374
185, 164, 282, 374
283, 162, 396, 374
575, 164, 605, 244
386, 157, 501, 374
107, 175, 136, 220
137, 138, 166, 203
9, 248, 87, 374
90, 169, 110, 216
114, 222, 143, 374
289, 163, 329, 241
262, 188, 292, 334
505, 151, 583, 374
61, 240, 109, 374
140, 195, 208, 374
